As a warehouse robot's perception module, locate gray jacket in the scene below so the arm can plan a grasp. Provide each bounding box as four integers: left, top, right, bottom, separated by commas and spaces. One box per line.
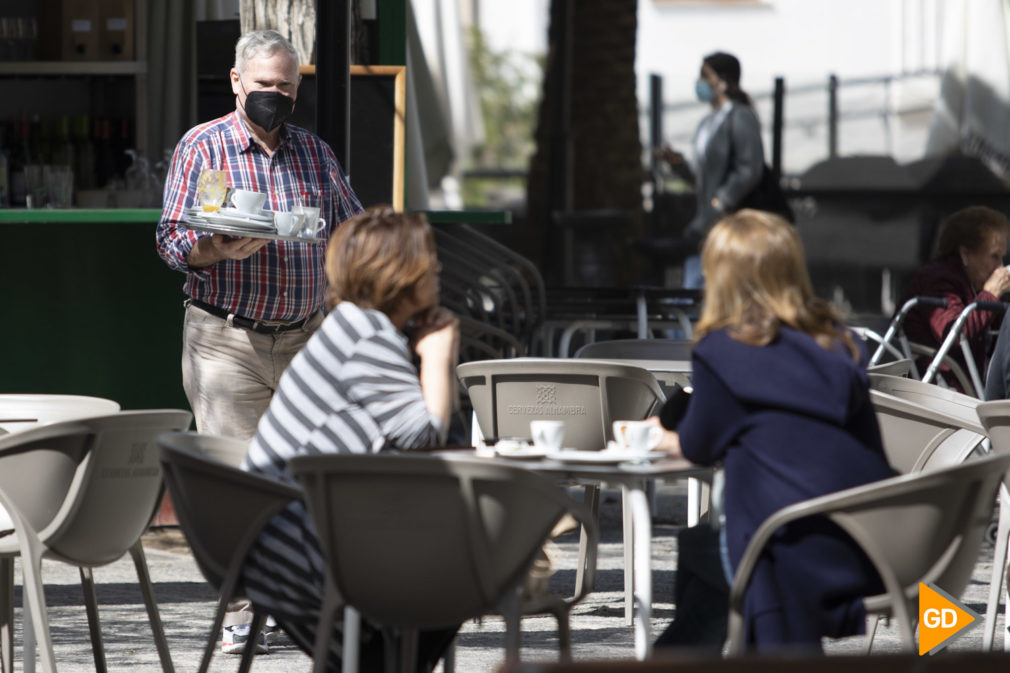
684, 104, 765, 238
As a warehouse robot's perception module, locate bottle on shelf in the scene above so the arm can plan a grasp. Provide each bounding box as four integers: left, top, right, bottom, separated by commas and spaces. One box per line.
9, 117, 28, 207
114, 118, 131, 179
52, 115, 75, 170
74, 115, 96, 191
29, 115, 49, 167
95, 118, 117, 189
0, 121, 9, 208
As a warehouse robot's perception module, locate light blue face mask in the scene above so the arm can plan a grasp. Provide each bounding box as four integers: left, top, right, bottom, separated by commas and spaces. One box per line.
695, 79, 714, 103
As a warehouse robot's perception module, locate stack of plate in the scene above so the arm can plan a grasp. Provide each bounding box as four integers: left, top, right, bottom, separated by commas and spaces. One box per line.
184, 206, 277, 236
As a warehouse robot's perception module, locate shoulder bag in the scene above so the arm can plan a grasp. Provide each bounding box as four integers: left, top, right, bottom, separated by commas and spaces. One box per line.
728, 108, 795, 223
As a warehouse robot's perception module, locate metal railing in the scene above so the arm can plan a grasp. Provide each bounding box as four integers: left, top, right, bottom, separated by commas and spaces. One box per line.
644, 68, 944, 178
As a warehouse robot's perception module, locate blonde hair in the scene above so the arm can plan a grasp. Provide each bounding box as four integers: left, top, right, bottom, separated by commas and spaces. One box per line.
325, 206, 438, 315
696, 209, 859, 360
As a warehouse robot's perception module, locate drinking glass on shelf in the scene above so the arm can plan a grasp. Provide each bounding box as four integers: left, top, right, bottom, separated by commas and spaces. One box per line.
44, 165, 74, 208
197, 169, 228, 212
24, 164, 45, 208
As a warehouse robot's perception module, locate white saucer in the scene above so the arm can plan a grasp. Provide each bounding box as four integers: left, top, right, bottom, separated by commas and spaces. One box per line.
605, 440, 663, 452
494, 446, 549, 460
218, 207, 273, 221
200, 213, 275, 230
546, 449, 666, 464
186, 206, 274, 227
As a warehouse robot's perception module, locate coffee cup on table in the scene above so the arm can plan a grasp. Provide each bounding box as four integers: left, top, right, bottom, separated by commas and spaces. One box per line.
612, 420, 663, 454
230, 189, 267, 214
530, 420, 565, 452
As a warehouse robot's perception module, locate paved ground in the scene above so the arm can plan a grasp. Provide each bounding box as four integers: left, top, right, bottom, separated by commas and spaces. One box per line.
9, 483, 1007, 672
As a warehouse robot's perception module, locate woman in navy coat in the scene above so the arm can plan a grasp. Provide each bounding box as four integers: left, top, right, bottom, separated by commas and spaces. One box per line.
656, 210, 896, 652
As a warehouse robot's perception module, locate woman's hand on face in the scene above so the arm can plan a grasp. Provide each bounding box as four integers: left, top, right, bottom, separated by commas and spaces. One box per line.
645, 416, 682, 457
983, 265, 1010, 298
412, 307, 460, 363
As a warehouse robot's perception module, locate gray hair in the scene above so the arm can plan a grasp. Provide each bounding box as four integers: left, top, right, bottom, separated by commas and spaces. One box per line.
234, 29, 299, 74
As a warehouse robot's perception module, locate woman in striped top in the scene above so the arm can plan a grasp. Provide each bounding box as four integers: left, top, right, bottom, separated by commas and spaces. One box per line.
241, 206, 460, 671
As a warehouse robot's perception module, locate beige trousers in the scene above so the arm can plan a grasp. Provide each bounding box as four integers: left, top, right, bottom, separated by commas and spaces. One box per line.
181, 301, 322, 626
181, 302, 322, 440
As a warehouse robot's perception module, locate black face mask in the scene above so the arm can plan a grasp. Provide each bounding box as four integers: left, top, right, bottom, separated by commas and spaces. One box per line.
242, 89, 295, 132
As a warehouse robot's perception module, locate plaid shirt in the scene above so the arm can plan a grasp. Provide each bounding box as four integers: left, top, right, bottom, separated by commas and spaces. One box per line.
156, 111, 362, 322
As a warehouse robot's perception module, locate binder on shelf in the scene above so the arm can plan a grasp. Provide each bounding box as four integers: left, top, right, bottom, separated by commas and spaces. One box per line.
98, 0, 133, 60
37, 0, 100, 61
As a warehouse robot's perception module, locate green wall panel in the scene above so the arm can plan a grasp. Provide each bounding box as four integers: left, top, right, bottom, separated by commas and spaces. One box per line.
1, 221, 190, 412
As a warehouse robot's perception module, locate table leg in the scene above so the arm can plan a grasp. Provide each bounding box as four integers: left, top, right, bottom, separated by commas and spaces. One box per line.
622, 488, 633, 625
628, 482, 653, 660
687, 478, 702, 527
636, 294, 648, 338
342, 606, 360, 673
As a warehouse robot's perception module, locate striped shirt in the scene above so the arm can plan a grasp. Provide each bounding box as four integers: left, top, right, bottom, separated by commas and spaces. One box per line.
156, 111, 363, 322
240, 301, 445, 621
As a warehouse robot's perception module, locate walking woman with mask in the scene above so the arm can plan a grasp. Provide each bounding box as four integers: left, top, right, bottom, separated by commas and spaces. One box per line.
658, 51, 765, 288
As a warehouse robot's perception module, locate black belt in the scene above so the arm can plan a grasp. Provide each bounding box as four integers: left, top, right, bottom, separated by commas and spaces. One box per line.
189, 299, 313, 335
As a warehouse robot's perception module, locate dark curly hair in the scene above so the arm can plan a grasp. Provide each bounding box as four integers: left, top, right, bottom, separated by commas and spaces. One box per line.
933, 205, 1009, 259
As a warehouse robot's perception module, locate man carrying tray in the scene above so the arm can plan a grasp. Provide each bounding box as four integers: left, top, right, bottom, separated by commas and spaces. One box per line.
155, 28, 362, 654
157, 27, 361, 438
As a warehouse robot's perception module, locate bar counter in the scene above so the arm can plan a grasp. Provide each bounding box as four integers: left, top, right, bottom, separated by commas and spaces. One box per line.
0, 207, 510, 412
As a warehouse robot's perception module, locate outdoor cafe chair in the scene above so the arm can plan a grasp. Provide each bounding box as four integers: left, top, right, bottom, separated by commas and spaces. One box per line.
865, 375, 993, 647
457, 315, 524, 362
435, 228, 536, 350
573, 338, 693, 362
0, 394, 120, 435
973, 401, 1010, 651
866, 358, 912, 378
156, 432, 301, 673
723, 451, 1010, 654
0, 409, 191, 673
457, 358, 665, 450
288, 452, 598, 673
868, 374, 985, 473
434, 222, 547, 356
573, 338, 693, 394
572, 338, 702, 530
457, 357, 667, 625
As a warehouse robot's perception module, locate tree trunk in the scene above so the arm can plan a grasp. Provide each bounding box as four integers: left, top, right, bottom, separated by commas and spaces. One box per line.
238, 1, 372, 65
239, 0, 317, 66
526, 0, 643, 284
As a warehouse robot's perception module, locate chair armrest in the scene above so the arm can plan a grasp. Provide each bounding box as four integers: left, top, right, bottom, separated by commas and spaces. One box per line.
0, 423, 94, 536
724, 469, 946, 654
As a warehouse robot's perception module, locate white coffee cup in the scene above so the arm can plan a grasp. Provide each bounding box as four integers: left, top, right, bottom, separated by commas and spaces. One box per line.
612, 420, 663, 453
230, 189, 267, 214
530, 420, 565, 452
274, 211, 305, 236
294, 205, 326, 238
